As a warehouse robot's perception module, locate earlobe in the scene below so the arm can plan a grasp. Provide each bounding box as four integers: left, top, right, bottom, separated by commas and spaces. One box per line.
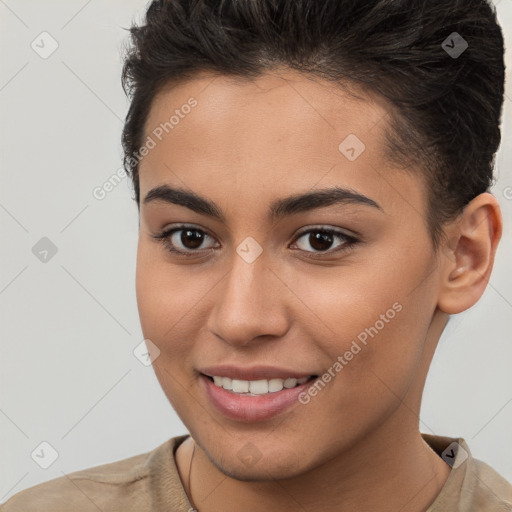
437, 193, 502, 315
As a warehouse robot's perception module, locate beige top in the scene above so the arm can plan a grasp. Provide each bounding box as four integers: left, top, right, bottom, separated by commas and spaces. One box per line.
1, 433, 511, 511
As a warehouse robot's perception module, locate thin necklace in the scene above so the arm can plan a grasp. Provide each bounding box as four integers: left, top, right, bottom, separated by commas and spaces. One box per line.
186, 440, 198, 511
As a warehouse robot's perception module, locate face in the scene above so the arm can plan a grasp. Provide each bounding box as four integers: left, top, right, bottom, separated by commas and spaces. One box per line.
135, 69, 444, 480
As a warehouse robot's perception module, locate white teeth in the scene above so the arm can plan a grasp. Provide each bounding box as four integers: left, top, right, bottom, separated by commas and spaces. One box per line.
232, 379, 249, 393
249, 379, 269, 395
283, 378, 298, 388
268, 378, 285, 392
209, 375, 312, 394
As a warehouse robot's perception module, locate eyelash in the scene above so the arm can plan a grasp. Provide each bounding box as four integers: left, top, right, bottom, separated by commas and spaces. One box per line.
151, 224, 359, 259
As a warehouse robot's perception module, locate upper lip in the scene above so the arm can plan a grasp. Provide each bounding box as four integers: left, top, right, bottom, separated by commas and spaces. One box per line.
199, 365, 317, 381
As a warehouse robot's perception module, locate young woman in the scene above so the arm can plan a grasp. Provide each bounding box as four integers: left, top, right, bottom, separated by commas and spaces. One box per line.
3, 0, 511, 510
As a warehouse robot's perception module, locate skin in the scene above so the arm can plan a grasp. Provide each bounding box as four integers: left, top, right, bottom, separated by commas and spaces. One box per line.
135, 69, 502, 512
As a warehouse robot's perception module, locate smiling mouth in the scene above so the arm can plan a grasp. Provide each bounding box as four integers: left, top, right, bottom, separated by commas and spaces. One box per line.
201, 373, 318, 396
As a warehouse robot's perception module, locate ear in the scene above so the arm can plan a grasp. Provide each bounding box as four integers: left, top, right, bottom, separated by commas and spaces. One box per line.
437, 192, 503, 314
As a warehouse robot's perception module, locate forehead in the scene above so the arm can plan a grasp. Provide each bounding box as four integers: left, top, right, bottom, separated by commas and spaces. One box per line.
138, 69, 425, 219
143, 68, 389, 147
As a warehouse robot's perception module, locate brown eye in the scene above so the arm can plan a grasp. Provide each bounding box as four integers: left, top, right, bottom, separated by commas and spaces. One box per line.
177, 229, 206, 250
152, 225, 219, 256
307, 231, 335, 251
292, 227, 358, 255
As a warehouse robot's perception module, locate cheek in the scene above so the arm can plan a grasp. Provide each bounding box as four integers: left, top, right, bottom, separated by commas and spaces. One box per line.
290, 246, 436, 408
135, 239, 218, 361
135, 245, 203, 415
135, 241, 188, 355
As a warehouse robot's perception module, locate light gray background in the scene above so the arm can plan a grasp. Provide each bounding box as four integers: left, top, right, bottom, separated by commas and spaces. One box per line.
1, 0, 511, 503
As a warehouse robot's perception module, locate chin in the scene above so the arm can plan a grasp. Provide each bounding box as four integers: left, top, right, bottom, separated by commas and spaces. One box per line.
213, 457, 307, 482
198, 436, 312, 482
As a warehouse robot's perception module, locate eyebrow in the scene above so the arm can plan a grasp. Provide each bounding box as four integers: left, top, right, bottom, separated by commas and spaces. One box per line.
142, 184, 383, 222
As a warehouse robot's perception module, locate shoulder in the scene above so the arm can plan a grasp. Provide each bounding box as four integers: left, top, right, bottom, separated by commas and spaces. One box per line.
470, 458, 512, 511
0, 437, 182, 512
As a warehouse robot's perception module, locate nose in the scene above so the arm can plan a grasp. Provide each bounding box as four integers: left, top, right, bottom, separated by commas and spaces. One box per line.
206, 249, 290, 347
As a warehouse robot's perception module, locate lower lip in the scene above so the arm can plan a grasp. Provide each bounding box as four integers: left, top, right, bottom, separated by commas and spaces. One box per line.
200, 374, 316, 422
